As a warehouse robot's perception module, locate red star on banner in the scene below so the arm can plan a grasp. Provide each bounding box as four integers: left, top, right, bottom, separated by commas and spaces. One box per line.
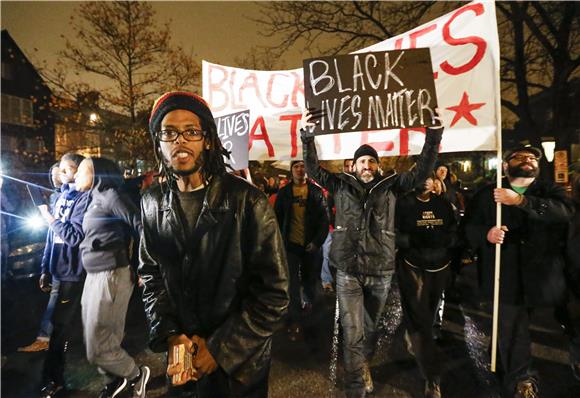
446, 92, 486, 127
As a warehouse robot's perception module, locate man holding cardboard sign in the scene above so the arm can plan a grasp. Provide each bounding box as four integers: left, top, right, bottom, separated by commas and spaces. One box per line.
301, 99, 442, 398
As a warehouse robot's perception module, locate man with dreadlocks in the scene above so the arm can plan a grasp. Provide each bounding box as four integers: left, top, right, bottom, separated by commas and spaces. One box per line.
139, 92, 289, 397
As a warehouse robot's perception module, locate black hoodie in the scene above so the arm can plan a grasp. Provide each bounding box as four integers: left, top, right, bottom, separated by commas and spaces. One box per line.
80, 158, 143, 273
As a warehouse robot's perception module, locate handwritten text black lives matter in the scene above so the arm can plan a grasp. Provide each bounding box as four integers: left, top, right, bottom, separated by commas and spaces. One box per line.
303, 48, 438, 135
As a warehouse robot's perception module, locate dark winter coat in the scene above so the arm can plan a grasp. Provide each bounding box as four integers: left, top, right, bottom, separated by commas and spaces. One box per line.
464, 178, 573, 306
301, 129, 442, 276
274, 180, 329, 249
138, 172, 289, 385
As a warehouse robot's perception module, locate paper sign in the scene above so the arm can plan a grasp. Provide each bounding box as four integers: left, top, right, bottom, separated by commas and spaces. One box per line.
303, 48, 438, 135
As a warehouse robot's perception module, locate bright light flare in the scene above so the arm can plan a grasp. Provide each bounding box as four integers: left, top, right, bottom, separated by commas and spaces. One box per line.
25, 214, 46, 230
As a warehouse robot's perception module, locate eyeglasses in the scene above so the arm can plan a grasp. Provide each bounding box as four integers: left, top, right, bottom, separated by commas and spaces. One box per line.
509, 154, 539, 162
157, 128, 206, 142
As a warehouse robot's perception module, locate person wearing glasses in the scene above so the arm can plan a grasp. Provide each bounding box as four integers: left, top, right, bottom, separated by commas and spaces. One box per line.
139, 92, 289, 397
464, 146, 573, 398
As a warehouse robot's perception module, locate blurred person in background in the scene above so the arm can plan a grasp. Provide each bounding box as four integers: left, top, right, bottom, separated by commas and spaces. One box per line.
76, 157, 149, 398
275, 160, 328, 341
36, 152, 89, 398
18, 162, 64, 353
396, 176, 458, 398
464, 146, 573, 398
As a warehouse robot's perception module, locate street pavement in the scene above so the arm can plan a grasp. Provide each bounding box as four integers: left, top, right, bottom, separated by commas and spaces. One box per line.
2, 265, 579, 397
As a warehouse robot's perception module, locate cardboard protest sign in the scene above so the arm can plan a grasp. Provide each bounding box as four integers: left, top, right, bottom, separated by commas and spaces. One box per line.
215, 110, 250, 170
203, 0, 500, 160
303, 48, 438, 135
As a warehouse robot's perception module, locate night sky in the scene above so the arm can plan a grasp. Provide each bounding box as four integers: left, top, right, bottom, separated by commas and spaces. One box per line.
1, 1, 310, 80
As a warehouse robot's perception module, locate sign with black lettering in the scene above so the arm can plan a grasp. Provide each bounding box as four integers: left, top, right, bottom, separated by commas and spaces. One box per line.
215, 110, 250, 171
303, 48, 438, 135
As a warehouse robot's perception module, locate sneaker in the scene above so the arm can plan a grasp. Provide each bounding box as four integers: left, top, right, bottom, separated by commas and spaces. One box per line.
424, 380, 441, 398
99, 377, 129, 398
40, 381, 64, 398
130, 366, 150, 398
514, 379, 539, 398
362, 362, 374, 394
18, 338, 49, 352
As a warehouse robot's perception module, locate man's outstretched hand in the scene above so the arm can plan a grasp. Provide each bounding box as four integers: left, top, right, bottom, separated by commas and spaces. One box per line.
426, 107, 444, 134
300, 107, 325, 140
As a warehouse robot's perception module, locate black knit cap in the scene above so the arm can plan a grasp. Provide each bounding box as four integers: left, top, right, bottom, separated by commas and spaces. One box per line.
503, 145, 542, 161
149, 91, 215, 137
290, 160, 304, 169
353, 144, 379, 163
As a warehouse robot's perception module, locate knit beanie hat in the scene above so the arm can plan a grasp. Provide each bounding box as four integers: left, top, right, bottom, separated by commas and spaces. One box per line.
353, 144, 379, 163
290, 160, 304, 169
149, 91, 215, 137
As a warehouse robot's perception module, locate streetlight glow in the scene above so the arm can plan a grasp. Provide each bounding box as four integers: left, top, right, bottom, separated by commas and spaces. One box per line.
541, 140, 555, 162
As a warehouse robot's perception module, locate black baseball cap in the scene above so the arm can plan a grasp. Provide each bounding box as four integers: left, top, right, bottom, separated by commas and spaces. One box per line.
503, 146, 542, 161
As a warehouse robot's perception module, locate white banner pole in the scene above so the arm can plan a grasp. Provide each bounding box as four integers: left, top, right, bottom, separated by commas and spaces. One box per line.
490, 0, 502, 373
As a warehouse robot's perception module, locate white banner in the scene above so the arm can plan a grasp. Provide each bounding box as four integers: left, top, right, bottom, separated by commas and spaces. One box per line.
203, 1, 500, 160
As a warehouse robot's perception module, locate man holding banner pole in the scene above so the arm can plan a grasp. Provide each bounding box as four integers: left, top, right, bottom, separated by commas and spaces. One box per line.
464, 146, 573, 398
300, 108, 443, 398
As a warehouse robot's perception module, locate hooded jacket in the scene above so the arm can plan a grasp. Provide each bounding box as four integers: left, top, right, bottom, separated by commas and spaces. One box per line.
301, 129, 442, 276
138, 172, 289, 385
40, 184, 88, 282
464, 178, 573, 306
80, 158, 142, 273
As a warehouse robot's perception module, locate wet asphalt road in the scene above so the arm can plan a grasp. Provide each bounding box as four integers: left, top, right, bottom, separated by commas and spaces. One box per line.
2, 265, 579, 398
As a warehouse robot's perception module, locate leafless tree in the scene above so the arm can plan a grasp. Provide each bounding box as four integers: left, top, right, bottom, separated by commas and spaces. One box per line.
57, 1, 199, 125
256, 1, 579, 156
497, 1, 579, 151
37, 1, 200, 163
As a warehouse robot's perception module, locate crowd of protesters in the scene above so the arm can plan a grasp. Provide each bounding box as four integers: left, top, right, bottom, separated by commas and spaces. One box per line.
1, 91, 578, 398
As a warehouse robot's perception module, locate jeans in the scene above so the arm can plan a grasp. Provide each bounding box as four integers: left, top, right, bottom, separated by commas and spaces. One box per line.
321, 233, 333, 284
38, 279, 60, 339
336, 269, 394, 398
43, 280, 84, 385
286, 243, 322, 322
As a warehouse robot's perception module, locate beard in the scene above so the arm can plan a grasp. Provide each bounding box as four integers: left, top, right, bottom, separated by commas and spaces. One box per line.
356, 169, 377, 183
508, 162, 539, 178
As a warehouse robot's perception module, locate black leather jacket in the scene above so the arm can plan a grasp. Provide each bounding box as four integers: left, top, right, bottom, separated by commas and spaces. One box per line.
301, 129, 442, 276
138, 173, 289, 384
